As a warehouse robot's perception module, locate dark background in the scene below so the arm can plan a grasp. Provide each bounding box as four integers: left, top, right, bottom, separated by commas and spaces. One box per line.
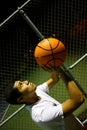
0, 0, 27, 23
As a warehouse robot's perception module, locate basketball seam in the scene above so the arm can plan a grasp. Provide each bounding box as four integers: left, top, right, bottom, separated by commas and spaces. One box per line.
35, 50, 66, 58
46, 58, 64, 66
37, 41, 60, 51
47, 38, 59, 66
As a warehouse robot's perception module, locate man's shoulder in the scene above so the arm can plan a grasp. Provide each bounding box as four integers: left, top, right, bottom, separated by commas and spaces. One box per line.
36, 82, 49, 93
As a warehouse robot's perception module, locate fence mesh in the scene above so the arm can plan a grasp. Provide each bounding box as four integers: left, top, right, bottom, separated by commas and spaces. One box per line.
0, 0, 87, 129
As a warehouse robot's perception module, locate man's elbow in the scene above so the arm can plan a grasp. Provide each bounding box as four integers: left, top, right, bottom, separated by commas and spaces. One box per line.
77, 94, 85, 106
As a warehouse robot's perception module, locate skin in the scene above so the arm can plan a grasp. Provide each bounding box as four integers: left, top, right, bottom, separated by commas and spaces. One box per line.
14, 81, 39, 105
13, 66, 85, 117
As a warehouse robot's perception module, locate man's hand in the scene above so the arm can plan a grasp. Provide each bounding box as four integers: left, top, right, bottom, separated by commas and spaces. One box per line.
41, 65, 60, 82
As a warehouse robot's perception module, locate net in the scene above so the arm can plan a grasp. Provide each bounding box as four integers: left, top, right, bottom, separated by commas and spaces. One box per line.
0, 0, 87, 129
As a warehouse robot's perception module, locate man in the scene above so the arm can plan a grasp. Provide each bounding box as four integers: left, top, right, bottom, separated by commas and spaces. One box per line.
5, 65, 85, 130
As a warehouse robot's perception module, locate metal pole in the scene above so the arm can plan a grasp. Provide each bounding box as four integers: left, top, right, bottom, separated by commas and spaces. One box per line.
61, 64, 87, 98
0, 104, 10, 123
19, 9, 44, 40
0, 104, 25, 127
82, 119, 87, 124
0, 0, 31, 27
69, 53, 87, 69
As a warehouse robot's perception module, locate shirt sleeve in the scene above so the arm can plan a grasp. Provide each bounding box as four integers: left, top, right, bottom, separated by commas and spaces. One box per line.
37, 82, 49, 93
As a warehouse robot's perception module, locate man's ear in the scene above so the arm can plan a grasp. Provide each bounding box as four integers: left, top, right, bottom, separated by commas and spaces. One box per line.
17, 96, 24, 103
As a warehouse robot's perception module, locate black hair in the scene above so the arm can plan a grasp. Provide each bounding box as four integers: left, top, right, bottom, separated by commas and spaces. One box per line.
5, 80, 22, 105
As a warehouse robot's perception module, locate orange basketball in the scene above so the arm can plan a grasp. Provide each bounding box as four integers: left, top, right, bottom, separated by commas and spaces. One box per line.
34, 38, 66, 67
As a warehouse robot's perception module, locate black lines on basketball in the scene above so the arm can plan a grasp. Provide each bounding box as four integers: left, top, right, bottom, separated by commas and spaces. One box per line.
34, 38, 66, 67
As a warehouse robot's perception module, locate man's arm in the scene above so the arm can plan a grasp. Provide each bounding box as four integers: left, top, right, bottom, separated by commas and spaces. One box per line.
43, 65, 85, 117
46, 70, 60, 89
59, 67, 85, 117
42, 65, 60, 89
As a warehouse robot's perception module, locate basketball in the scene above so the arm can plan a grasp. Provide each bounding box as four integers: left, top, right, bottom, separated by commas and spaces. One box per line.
34, 38, 66, 67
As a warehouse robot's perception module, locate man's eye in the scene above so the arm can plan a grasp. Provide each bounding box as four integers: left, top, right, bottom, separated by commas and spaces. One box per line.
19, 82, 22, 86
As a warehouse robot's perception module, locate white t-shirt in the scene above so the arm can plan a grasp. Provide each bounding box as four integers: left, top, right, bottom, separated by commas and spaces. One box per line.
26, 82, 65, 130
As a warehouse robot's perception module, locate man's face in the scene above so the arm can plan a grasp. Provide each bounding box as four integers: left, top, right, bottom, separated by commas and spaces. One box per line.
13, 80, 36, 104
14, 80, 36, 93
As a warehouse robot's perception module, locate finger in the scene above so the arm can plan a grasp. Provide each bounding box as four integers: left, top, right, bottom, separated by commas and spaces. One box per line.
41, 64, 47, 71
41, 64, 53, 72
